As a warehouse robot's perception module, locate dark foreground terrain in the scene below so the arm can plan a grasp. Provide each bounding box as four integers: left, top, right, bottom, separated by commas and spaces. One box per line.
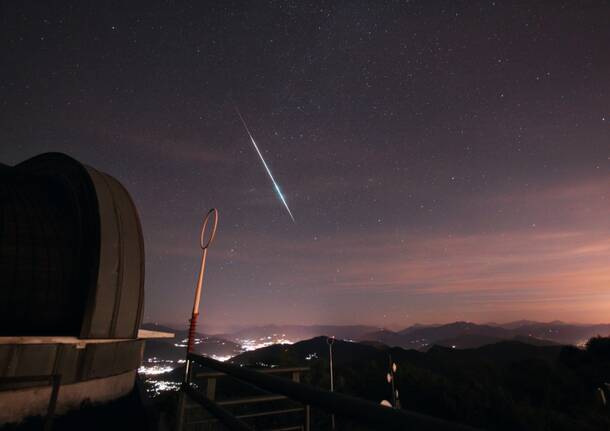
232, 336, 610, 430
5, 337, 610, 430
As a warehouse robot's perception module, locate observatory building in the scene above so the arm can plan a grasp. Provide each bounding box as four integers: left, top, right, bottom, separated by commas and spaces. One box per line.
0, 153, 170, 424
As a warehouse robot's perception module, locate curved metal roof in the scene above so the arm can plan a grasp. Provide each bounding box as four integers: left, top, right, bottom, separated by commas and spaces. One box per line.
0, 153, 144, 339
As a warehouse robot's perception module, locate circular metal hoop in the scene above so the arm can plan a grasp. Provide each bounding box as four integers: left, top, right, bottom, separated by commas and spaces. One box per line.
200, 208, 219, 250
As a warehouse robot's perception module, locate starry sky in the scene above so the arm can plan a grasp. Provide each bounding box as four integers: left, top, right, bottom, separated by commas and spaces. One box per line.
2, 1, 609, 331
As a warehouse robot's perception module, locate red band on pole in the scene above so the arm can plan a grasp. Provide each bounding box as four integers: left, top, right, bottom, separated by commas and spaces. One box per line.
187, 314, 199, 353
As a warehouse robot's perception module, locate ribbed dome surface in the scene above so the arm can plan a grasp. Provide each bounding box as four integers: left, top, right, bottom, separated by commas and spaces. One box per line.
0, 153, 144, 338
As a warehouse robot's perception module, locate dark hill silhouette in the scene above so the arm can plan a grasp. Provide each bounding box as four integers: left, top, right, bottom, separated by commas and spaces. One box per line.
141, 323, 241, 360
230, 336, 610, 431
359, 321, 610, 349
143, 320, 610, 356
512, 335, 560, 346
232, 336, 383, 367
358, 329, 405, 346
408, 321, 512, 340
359, 321, 514, 349
221, 324, 378, 342
495, 319, 541, 329
432, 334, 506, 349
396, 323, 441, 335
509, 322, 610, 344
431, 334, 560, 350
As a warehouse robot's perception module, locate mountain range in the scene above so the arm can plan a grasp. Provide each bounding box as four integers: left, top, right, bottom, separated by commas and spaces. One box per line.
358, 321, 610, 349
230, 335, 565, 369
141, 323, 242, 361
217, 324, 379, 342
141, 320, 610, 360
146, 332, 610, 430
228, 335, 610, 430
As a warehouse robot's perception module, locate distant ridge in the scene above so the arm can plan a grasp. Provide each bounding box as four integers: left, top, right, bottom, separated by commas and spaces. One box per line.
143, 321, 610, 352
230, 335, 564, 368
141, 322, 241, 359
216, 324, 379, 342
357, 321, 610, 349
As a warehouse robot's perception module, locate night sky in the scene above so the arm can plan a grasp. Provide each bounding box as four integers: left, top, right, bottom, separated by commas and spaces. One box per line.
2, 2, 609, 331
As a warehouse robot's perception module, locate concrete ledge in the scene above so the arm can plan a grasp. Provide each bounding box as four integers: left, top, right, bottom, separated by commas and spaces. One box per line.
0, 329, 173, 346
0, 370, 136, 424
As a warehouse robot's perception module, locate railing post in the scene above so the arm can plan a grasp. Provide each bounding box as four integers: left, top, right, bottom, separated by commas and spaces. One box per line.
206, 377, 216, 401
43, 374, 61, 431
176, 388, 187, 431
291, 370, 309, 430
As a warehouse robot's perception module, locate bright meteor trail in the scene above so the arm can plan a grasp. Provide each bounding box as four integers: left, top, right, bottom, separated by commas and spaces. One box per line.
236, 108, 295, 222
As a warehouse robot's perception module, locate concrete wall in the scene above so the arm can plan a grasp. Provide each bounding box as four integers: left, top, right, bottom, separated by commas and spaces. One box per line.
0, 370, 136, 424
0, 339, 145, 424
0, 340, 144, 384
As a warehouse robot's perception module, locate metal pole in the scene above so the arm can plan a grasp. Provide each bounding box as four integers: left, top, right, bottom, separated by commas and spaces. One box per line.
184, 208, 219, 384
327, 337, 335, 429
329, 343, 334, 393
176, 391, 186, 431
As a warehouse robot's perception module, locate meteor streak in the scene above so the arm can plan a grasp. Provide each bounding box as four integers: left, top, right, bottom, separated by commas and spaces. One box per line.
236, 108, 295, 222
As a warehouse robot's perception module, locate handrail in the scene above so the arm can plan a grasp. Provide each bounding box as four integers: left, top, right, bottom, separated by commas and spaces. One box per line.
187, 353, 482, 431
184, 385, 254, 431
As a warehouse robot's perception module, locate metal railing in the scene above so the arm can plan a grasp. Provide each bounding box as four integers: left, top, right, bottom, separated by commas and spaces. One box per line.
179, 361, 309, 430
181, 353, 481, 431
0, 374, 62, 431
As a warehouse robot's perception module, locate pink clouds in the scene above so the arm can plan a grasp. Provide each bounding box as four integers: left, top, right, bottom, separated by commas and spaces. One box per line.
149, 173, 610, 325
